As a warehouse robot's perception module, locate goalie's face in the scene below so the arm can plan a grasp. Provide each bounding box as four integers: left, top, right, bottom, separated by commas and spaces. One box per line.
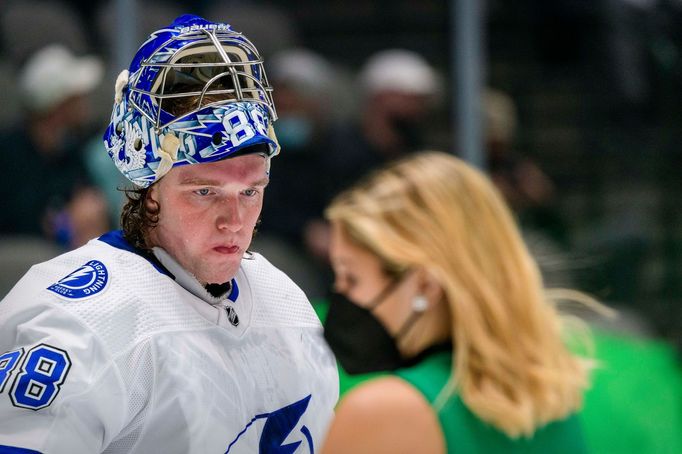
146, 153, 269, 284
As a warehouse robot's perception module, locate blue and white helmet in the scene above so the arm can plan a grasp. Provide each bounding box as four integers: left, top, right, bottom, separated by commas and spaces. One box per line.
103, 14, 279, 188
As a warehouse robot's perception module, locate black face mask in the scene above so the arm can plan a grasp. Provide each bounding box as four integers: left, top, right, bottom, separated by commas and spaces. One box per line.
388, 115, 425, 151
323, 278, 425, 375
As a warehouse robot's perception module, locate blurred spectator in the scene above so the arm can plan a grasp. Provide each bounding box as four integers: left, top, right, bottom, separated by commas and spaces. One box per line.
0, 44, 110, 249
323, 49, 440, 192
484, 87, 570, 248
1, 0, 89, 65
306, 49, 440, 265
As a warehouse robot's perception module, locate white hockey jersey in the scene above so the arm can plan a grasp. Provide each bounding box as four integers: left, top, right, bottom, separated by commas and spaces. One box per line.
0, 231, 339, 453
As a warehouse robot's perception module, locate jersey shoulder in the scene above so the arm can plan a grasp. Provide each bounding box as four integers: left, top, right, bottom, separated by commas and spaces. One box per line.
1, 236, 209, 356
239, 252, 321, 328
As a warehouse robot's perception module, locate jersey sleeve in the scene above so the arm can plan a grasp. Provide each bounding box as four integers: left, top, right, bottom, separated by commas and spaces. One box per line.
0, 299, 128, 453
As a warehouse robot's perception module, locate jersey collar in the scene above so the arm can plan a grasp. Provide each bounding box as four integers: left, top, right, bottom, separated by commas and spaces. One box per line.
97, 230, 239, 304
98, 230, 174, 278
152, 246, 238, 305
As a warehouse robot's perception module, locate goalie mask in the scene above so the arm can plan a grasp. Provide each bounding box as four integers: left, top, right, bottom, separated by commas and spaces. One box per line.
103, 14, 279, 188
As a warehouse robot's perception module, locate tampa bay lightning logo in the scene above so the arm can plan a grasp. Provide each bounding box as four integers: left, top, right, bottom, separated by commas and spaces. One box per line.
225, 395, 315, 454
47, 260, 109, 299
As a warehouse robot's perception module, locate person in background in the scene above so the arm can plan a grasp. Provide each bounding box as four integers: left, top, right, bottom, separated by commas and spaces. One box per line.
0, 15, 338, 453
304, 49, 440, 268
0, 44, 109, 248
321, 151, 594, 453
322, 49, 440, 201
483, 87, 569, 248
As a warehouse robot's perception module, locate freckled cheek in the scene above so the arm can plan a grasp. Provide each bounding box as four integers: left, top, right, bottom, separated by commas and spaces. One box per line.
163, 202, 211, 235
175, 209, 202, 229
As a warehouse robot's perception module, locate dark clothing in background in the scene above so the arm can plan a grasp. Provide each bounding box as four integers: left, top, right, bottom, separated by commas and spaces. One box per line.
0, 127, 90, 236
320, 121, 411, 204
260, 140, 327, 246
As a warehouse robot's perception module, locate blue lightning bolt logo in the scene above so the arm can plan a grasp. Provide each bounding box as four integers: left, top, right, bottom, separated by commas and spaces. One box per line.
59, 266, 96, 288
137, 28, 175, 51
172, 114, 221, 138
47, 260, 109, 300
225, 394, 314, 454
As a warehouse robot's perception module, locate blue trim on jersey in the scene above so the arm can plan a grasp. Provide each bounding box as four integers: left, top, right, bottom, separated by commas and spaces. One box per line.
0, 446, 43, 454
227, 279, 239, 302
98, 230, 174, 279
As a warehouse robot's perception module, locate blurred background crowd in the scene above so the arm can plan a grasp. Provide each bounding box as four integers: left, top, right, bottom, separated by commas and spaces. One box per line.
0, 0, 681, 357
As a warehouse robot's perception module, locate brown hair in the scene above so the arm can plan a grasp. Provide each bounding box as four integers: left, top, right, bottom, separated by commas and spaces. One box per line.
120, 187, 158, 250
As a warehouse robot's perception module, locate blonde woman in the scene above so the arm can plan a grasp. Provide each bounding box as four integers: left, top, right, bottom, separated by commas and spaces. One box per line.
321, 151, 592, 453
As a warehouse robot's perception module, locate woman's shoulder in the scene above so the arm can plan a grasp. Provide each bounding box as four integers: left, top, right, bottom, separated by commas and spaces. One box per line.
322, 376, 445, 454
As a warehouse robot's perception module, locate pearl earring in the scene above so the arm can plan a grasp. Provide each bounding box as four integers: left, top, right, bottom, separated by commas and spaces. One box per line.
412, 295, 429, 312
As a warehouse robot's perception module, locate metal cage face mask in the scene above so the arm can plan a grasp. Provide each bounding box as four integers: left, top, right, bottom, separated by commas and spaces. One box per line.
130, 25, 277, 128
103, 15, 279, 188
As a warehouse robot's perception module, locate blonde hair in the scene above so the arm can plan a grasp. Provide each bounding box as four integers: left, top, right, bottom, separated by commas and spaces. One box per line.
325, 151, 593, 438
